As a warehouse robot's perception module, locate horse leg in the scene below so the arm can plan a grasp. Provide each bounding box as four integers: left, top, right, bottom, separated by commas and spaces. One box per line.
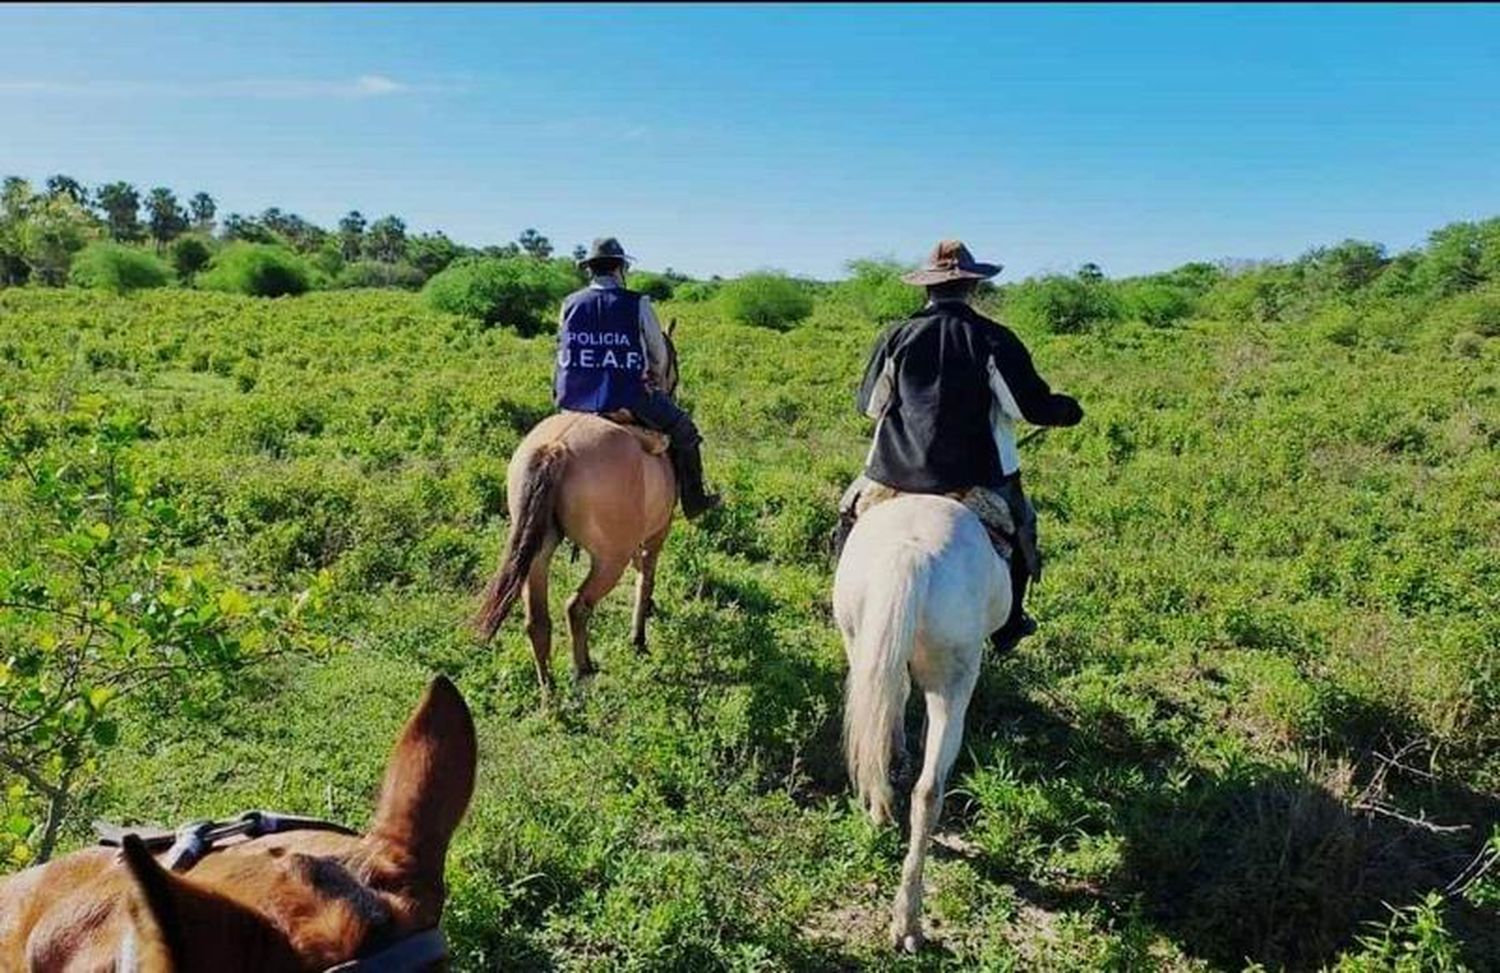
566, 552, 631, 682
892, 671, 914, 793
891, 650, 980, 953
631, 528, 669, 654
522, 533, 559, 694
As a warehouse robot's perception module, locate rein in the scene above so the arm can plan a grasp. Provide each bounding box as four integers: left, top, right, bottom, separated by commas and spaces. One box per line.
95, 809, 358, 872
94, 810, 449, 971
1016, 426, 1049, 450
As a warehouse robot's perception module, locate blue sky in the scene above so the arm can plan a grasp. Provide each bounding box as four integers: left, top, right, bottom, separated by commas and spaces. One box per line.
2, 4, 1498, 280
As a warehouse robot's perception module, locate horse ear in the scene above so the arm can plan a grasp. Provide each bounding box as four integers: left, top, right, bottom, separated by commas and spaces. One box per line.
365, 676, 477, 889
120, 835, 297, 971
120, 835, 185, 971
666, 317, 678, 339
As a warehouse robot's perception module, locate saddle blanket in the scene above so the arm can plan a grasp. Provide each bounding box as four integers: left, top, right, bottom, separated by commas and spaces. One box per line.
846, 477, 1041, 581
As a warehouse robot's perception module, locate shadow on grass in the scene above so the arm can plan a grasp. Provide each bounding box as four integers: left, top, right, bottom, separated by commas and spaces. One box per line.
939, 648, 1500, 971
659, 561, 850, 799
459, 538, 1497, 969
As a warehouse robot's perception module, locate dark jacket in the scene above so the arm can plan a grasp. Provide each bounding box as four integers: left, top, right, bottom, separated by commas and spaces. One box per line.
856, 301, 1082, 493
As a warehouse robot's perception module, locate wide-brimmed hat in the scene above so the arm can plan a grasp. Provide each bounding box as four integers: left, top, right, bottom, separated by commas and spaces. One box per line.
901, 239, 1003, 286
577, 236, 635, 270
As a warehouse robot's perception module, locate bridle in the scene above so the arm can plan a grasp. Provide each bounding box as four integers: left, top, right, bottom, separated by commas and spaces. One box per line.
96, 810, 449, 971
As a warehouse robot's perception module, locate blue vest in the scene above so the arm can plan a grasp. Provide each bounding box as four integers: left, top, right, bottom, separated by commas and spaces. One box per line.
554, 285, 648, 412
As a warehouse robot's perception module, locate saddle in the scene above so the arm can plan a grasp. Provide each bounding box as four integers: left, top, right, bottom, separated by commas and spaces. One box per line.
598, 409, 671, 456
858, 479, 1020, 557
555, 409, 670, 455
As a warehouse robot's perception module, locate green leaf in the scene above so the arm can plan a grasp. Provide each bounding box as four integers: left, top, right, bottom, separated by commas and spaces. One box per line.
91, 719, 119, 746
217, 588, 252, 618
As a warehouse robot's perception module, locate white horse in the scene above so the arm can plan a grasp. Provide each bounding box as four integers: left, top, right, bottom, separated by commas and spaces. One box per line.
833, 493, 1011, 953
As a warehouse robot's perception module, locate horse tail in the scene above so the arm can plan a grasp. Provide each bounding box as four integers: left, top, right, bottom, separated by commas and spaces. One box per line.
843, 542, 929, 826
474, 444, 567, 642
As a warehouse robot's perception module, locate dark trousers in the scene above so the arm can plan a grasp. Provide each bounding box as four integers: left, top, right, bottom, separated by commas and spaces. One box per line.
629, 390, 701, 445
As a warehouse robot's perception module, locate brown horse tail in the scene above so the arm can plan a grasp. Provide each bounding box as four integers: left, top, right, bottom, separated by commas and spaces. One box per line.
474, 444, 567, 642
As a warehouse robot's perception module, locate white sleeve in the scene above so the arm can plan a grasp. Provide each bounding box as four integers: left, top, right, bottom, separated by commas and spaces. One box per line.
986, 356, 1023, 475
864, 358, 896, 420
639, 296, 669, 385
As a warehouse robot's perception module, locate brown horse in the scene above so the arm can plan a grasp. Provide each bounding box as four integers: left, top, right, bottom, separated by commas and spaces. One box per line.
0, 676, 476, 971
475, 327, 681, 691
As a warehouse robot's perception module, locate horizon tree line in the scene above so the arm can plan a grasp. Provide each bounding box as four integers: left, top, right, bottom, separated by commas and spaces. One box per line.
0, 172, 572, 287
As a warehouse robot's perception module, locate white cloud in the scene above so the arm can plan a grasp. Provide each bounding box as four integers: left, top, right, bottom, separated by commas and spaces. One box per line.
0, 74, 437, 100
353, 74, 404, 96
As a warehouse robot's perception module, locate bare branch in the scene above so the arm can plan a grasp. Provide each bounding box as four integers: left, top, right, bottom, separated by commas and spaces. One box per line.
0, 749, 61, 800
1353, 799, 1471, 835
1445, 844, 1500, 896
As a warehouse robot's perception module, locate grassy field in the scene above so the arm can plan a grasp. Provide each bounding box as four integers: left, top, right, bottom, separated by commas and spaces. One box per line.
2, 281, 1498, 970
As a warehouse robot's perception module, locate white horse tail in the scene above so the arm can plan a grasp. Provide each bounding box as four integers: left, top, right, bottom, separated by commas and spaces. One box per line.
843, 543, 930, 826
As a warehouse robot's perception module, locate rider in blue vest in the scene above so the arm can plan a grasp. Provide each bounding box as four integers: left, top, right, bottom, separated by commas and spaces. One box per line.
555, 237, 721, 519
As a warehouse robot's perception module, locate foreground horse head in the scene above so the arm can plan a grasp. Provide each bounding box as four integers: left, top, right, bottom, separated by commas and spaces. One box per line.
0, 675, 477, 972
473, 321, 684, 692
833, 494, 1010, 952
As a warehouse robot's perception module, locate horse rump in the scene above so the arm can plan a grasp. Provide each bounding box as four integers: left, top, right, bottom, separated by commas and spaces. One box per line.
474, 444, 567, 641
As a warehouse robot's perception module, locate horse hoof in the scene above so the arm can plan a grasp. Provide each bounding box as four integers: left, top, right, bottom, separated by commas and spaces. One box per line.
892, 930, 923, 953
632, 639, 648, 656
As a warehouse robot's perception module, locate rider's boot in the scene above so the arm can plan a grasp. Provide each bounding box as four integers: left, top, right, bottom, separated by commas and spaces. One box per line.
989, 561, 1036, 654
670, 437, 721, 520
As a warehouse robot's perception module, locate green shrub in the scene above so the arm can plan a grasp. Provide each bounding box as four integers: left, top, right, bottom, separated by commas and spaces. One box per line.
630, 271, 675, 301
1440, 286, 1500, 337
335, 260, 427, 290
167, 236, 213, 283
68, 243, 171, 294
1479, 216, 1500, 283
1119, 280, 1197, 327
421, 256, 576, 333
197, 243, 311, 297
307, 240, 346, 281
675, 280, 719, 303
1371, 251, 1423, 298
837, 258, 918, 325
1204, 267, 1299, 323
719, 271, 814, 330
1413, 222, 1485, 297
1450, 331, 1484, 358
1158, 261, 1224, 295
1301, 240, 1387, 299
1004, 275, 1122, 333
1311, 305, 1361, 347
